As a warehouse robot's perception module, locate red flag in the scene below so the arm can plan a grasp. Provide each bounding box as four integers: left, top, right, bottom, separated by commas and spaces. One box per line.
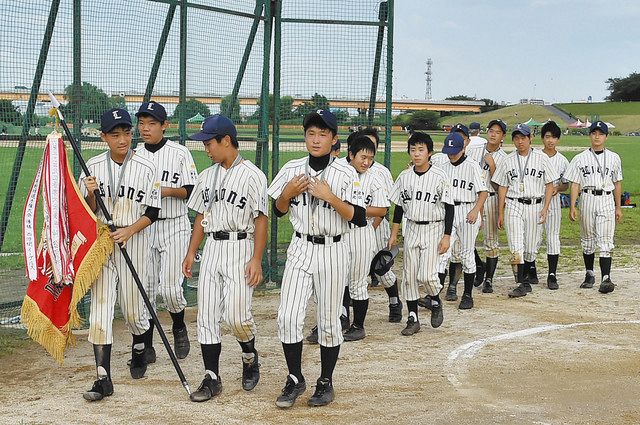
21, 132, 113, 364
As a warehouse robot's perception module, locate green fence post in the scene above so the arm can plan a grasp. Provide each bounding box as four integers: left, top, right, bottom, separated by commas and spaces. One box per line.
384, 0, 394, 169
269, 0, 282, 283
144, 4, 177, 102
72, 0, 82, 178
258, 0, 272, 173
179, 0, 187, 145
0, 0, 60, 251
368, 1, 387, 127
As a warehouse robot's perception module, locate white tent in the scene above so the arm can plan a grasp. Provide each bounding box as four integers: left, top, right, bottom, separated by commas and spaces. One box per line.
604, 121, 616, 129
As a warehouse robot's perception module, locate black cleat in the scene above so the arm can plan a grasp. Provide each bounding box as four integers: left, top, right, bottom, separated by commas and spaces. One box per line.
276, 376, 307, 408
458, 294, 474, 310
127, 346, 156, 366
401, 316, 420, 336
430, 299, 444, 328
388, 302, 403, 323
343, 324, 366, 341
445, 284, 458, 301
242, 352, 260, 391
308, 378, 335, 407
340, 315, 350, 332
547, 275, 559, 290
190, 374, 222, 402
482, 278, 494, 293
598, 278, 615, 294
474, 262, 485, 287
173, 326, 190, 359
306, 326, 319, 344
580, 273, 596, 289
130, 347, 147, 379
83, 377, 113, 401
508, 283, 530, 298
417, 295, 432, 310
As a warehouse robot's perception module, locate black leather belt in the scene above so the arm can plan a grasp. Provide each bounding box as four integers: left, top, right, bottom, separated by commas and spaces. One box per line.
583, 189, 612, 196
488, 192, 497, 197
507, 197, 543, 205
210, 231, 248, 240
295, 231, 341, 244
414, 220, 443, 225
454, 201, 474, 206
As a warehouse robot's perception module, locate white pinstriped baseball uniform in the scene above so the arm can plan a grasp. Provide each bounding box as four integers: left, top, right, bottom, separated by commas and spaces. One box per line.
538, 150, 570, 256
342, 161, 390, 300
467, 144, 508, 257
492, 149, 559, 263
390, 165, 453, 302
437, 156, 488, 274
188, 157, 268, 345
430, 152, 449, 167
136, 139, 197, 314
79, 150, 161, 345
369, 161, 396, 288
468, 135, 488, 149
564, 148, 622, 257
268, 157, 364, 348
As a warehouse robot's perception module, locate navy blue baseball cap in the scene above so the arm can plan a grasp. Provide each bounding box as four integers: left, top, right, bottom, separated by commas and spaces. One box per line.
100, 108, 132, 133
136, 101, 168, 122
442, 132, 465, 155
303, 109, 338, 133
190, 114, 237, 142
488, 119, 507, 133
589, 121, 608, 135
469, 122, 481, 130
512, 123, 532, 138
451, 123, 470, 137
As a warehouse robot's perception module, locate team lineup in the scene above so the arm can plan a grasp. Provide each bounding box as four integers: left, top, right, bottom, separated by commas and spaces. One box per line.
77, 102, 623, 407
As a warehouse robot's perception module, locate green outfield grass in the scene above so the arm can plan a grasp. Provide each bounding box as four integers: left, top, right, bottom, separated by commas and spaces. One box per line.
555, 101, 640, 116
440, 104, 558, 130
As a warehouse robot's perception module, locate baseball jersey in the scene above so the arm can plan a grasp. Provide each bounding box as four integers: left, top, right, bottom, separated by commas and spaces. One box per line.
188, 158, 268, 234
430, 152, 449, 167
492, 149, 559, 198
467, 144, 508, 194
135, 139, 198, 218
370, 161, 393, 196
79, 151, 161, 227
468, 135, 488, 148
564, 148, 623, 191
268, 156, 364, 236
354, 167, 390, 225
390, 165, 453, 222
439, 156, 488, 202
540, 150, 570, 207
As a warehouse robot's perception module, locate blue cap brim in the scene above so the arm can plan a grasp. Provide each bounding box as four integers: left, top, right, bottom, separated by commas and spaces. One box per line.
512, 130, 531, 137
190, 131, 218, 141
442, 145, 463, 154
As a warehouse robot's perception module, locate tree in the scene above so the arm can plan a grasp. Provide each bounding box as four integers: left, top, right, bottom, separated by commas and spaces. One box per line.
62, 82, 121, 123
220, 95, 241, 121
0, 99, 22, 125
407, 110, 440, 130
295, 93, 330, 116
480, 98, 502, 113
445, 95, 476, 101
173, 98, 211, 121
251, 95, 295, 121
606, 72, 640, 101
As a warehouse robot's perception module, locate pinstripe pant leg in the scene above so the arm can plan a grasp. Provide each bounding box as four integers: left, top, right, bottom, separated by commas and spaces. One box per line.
222, 239, 257, 343
316, 240, 348, 347
115, 232, 150, 336
579, 195, 597, 255
459, 205, 480, 274
422, 222, 444, 296
88, 258, 117, 345
505, 200, 525, 264
545, 206, 562, 255
596, 196, 616, 257
157, 217, 189, 313
196, 238, 224, 345
483, 195, 500, 257
347, 226, 376, 301
403, 222, 423, 301
523, 204, 543, 262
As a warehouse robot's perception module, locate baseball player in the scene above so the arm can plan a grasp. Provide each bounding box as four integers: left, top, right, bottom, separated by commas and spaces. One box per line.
437, 131, 488, 310
565, 121, 623, 293
493, 124, 558, 298
330, 139, 341, 158
268, 110, 366, 408
80, 108, 161, 401
466, 119, 508, 293
389, 132, 454, 335
536, 120, 569, 289
467, 121, 488, 148
134, 101, 197, 361
182, 115, 268, 402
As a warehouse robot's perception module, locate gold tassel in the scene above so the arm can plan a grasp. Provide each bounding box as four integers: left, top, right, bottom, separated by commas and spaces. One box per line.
21, 296, 70, 365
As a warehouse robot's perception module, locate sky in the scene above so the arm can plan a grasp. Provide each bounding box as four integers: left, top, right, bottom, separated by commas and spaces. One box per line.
393, 0, 640, 103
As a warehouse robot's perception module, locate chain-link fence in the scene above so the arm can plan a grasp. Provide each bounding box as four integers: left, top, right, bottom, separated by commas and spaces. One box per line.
0, 0, 393, 327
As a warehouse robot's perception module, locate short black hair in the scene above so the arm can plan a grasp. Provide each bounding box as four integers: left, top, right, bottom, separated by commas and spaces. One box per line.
348, 135, 376, 158
358, 127, 380, 146
212, 133, 239, 149
541, 121, 561, 139
303, 115, 337, 137
407, 131, 433, 153
346, 130, 361, 148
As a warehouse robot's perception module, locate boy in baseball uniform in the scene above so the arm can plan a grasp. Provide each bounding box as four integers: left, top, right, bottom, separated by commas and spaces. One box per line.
493, 124, 558, 298
565, 121, 623, 293
389, 132, 454, 335
269, 110, 367, 408
182, 115, 268, 402
80, 108, 161, 401
135, 101, 197, 361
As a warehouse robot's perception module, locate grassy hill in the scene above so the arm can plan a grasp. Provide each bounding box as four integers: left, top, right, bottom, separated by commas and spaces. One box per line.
439, 104, 560, 129
554, 102, 640, 133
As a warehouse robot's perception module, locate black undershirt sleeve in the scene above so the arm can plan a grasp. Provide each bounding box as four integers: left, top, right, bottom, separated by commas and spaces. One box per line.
143, 206, 160, 223
392, 205, 404, 224
348, 203, 367, 227
182, 184, 194, 199
272, 199, 287, 218
444, 203, 454, 235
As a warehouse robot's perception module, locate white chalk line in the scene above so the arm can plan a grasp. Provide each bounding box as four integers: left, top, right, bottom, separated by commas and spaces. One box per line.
446, 319, 640, 388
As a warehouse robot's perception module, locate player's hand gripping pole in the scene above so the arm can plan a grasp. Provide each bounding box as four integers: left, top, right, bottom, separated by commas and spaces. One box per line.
47, 91, 192, 397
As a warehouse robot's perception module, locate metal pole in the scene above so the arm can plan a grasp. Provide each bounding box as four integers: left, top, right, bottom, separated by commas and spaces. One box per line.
269, 0, 282, 283
258, 0, 272, 173
384, 0, 394, 169
72, 0, 82, 177
48, 93, 192, 397
178, 0, 187, 145
0, 0, 61, 251
144, 4, 177, 102
368, 1, 387, 126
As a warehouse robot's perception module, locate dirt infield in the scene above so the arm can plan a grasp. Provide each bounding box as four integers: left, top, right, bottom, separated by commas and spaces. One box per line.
1, 268, 639, 425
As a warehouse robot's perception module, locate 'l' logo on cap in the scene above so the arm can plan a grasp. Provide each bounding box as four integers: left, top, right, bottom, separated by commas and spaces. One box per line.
112, 110, 121, 119
148, 103, 155, 111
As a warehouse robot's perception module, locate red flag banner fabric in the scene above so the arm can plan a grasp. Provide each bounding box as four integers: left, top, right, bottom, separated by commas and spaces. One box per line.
21, 132, 113, 364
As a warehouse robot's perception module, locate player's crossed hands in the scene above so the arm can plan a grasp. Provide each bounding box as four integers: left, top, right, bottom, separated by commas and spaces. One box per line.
307, 177, 334, 201
282, 174, 308, 199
